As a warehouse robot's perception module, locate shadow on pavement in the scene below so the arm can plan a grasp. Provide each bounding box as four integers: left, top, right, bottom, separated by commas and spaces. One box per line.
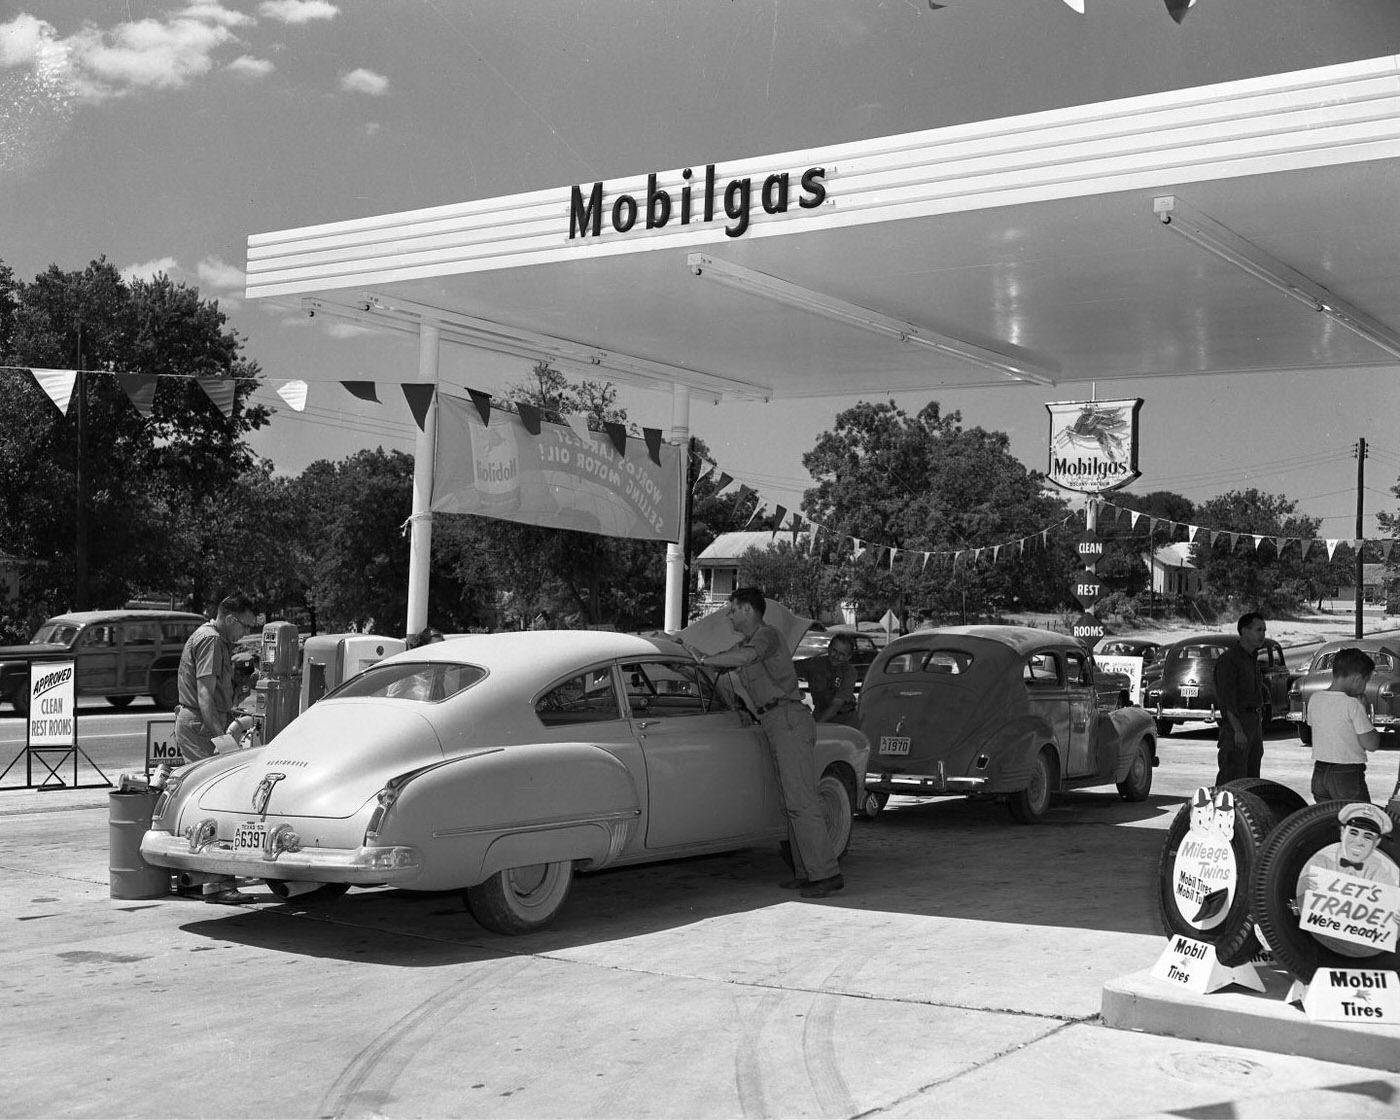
182, 786, 1178, 965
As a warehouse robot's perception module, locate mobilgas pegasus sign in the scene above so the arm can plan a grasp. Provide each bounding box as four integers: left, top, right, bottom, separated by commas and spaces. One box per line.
1045, 399, 1143, 494
568, 163, 827, 242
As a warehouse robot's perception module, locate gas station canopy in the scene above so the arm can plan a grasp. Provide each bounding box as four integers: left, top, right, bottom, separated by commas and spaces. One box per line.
246, 55, 1400, 403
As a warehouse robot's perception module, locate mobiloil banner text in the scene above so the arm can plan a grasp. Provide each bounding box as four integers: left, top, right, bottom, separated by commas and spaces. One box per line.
431, 395, 684, 542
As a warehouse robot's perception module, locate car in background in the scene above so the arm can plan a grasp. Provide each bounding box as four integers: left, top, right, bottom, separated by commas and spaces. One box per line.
859, 626, 1157, 823
793, 629, 881, 695
0, 609, 204, 714
1143, 632, 1292, 738
1095, 637, 1165, 706
1287, 637, 1400, 746
141, 631, 868, 934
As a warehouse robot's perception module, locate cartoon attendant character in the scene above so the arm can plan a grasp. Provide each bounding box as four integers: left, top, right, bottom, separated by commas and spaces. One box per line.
1300, 802, 1400, 891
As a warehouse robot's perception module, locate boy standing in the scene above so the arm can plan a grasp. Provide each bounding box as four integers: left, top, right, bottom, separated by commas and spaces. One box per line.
1309, 647, 1380, 803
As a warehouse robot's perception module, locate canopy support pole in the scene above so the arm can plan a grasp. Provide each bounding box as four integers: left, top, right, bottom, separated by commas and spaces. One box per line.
664, 384, 691, 631
405, 320, 440, 637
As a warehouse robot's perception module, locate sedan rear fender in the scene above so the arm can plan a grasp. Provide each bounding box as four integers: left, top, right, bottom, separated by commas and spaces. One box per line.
376, 741, 642, 891
977, 715, 1058, 787
1105, 708, 1156, 781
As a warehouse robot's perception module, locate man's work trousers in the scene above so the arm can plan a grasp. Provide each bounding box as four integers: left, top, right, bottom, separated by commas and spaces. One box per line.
759, 700, 839, 882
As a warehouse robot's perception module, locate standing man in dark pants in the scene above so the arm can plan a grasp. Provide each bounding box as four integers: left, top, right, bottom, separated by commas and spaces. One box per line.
693, 587, 844, 898
1214, 611, 1267, 785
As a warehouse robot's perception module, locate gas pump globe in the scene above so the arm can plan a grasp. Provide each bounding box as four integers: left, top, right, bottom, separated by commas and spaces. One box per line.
254, 621, 302, 743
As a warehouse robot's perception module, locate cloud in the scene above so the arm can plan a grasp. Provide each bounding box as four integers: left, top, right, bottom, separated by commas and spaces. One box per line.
196, 256, 247, 292
226, 54, 273, 78
120, 254, 245, 301
325, 322, 376, 339
0, 8, 245, 103
259, 1, 339, 24
340, 67, 388, 96
177, 3, 255, 29
120, 257, 181, 283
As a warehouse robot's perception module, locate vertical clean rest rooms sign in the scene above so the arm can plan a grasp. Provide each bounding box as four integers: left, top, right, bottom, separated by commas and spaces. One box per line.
28, 661, 76, 747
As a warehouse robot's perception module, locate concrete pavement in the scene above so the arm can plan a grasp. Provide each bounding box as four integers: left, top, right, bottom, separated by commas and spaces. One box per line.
3, 730, 1399, 1118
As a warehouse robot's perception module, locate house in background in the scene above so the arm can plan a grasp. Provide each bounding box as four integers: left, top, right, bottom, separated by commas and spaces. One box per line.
693, 531, 777, 614
1145, 542, 1202, 598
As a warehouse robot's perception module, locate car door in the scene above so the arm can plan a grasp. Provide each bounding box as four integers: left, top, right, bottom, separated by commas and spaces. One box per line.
619, 656, 780, 848
1257, 640, 1291, 715
1022, 649, 1070, 766
74, 623, 119, 694
119, 621, 159, 691
1061, 649, 1097, 777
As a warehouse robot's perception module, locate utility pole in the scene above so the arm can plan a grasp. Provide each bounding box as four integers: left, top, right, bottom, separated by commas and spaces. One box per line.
74, 326, 90, 611
1354, 437, 1367, 640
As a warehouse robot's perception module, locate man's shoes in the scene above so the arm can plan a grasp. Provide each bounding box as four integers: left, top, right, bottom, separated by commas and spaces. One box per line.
778, 877, 809, 890
799, 875, 844, 899
204, 888, 257, 905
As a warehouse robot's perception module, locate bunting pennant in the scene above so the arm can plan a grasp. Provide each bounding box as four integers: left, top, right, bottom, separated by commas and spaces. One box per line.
117, 372, 158, 417
1187, 525, 1198, 542
603, 421, 628, 457
1383, 541, 1395, 561
196, 376, 237, 419
790, 514, 803, 543
1227, 532, 1240, 550
713, 472, 733, 495
643, 427, 663, 466
852, 538, 863, 560
1299, 539, 1312, 561
742, 500, 763, 530
275, 379, 308, 413
517, 402, 542, 436
888, 546, 899, 570
771, 505, 787, 538
1272, 536, 1287, 555
402, 384, 434, 432
922, 552, 931, 571
1326, 539, 1339, 560
342, 381, 379, 403
1165, 0, 1199, 25
30, 368, 77, 416
467, 388, 492, 426
1251, 534, 1265, 552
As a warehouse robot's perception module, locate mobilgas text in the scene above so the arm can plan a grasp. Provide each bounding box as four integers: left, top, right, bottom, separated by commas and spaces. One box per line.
569, 165, 827, 241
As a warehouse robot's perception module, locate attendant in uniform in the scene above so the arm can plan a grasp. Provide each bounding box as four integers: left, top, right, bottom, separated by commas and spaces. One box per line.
1213, 612, 1267, 785
1300, 801, 1399, 890
813, 633, 859, 727
693, 587, 844, 899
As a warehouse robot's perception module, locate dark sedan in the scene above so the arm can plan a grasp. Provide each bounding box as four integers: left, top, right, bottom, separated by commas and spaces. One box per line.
1143, 632, 1293, 737
1287, 638, 1400, 745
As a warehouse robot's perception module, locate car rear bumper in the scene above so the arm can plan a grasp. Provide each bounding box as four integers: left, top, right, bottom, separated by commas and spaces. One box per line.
865, 771, 988, 795
140, 829, 418, 885
1149, 705, 1219, 723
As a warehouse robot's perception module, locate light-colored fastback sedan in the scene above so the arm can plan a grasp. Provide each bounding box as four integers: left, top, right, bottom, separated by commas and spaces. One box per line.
141, 631, 869, 933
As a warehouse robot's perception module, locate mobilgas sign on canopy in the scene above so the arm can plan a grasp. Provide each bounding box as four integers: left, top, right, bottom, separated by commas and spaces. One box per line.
569, 164, 827, 241
1045, 399, 1143, 494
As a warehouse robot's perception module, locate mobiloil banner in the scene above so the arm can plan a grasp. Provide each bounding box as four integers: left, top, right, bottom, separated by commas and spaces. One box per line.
431, 393, 684, 542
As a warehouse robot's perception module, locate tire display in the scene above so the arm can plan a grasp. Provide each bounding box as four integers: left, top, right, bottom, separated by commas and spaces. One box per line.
1157, 787, 1275, 966
1249, 801, 1400, 983
1216, 777, 1308, 824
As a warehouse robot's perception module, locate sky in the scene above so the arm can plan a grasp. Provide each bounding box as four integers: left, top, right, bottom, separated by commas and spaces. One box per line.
3, 0, 1400, 538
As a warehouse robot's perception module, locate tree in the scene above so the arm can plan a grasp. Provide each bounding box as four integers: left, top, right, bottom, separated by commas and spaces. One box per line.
0, 258, 268, 631
736, 539, 840, 621
801, 400, 1073, 620
1378, 472, 1400, 614
1093, 490, 1197, 611
1189, 489, 1343, 615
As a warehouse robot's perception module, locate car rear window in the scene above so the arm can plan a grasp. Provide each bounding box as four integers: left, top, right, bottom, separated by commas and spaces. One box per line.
1315, 651, 1395, 673
1171, 644, 1226, 661
881, 648, 973, 675
330, 661, 486, 702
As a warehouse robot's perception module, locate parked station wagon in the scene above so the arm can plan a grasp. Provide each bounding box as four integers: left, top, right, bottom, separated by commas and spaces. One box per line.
0, 609, 204, 715
1144, 633, 1292, 737
859, 626, 1157, 823
1287, 637, 1400, 746
141, 631, 869, 934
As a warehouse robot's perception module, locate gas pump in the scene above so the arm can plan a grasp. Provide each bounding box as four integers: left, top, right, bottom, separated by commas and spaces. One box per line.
253, 621, 302, 743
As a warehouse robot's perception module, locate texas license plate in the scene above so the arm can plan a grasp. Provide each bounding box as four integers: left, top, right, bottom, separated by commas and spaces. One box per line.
880, 735, 911, 756
1179, 686, 1199, 698
233, 821, 267, 852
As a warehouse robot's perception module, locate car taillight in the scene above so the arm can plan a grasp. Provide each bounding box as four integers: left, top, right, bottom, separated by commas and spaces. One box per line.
350, 846, 420, 870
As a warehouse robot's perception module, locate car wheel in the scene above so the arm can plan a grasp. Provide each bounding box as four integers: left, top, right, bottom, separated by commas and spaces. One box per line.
264, 880, 350, 903
1216, 777, 1307, 825
859, 790, 889, 820
465, 861, 574, 935
1297, 722, 1312, 746
106, 695, 135, 709
818, 769, 855, 857
1116, 737, 1153, 801
1154, 718, 1174, 738
1250, 801, 1400, 983
1007, 748, 1055, 824
151, 674, 178, 710
1157, 787, 1273, 966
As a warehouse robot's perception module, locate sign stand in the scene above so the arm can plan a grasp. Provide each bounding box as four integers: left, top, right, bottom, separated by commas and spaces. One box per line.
0, 660, 111, 791
1286, 970, 1400, 1022
1149, 935, 1266, 995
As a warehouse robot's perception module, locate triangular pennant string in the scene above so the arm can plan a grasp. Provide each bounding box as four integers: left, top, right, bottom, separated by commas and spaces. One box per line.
517, 402, 542, 436
713, 472, 733, 495
603, 421, 627, 456
196, 376, 237, 419
467, 389, 493, 426
643, 427, 663, 466
402, 384, 434, 432
30, 368, 77, 416
1326, 539, 1339, 560
275, 379, 308, 412
771, 505, 787, 539
117, 372, 158, 417
342, 381, 379, 403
